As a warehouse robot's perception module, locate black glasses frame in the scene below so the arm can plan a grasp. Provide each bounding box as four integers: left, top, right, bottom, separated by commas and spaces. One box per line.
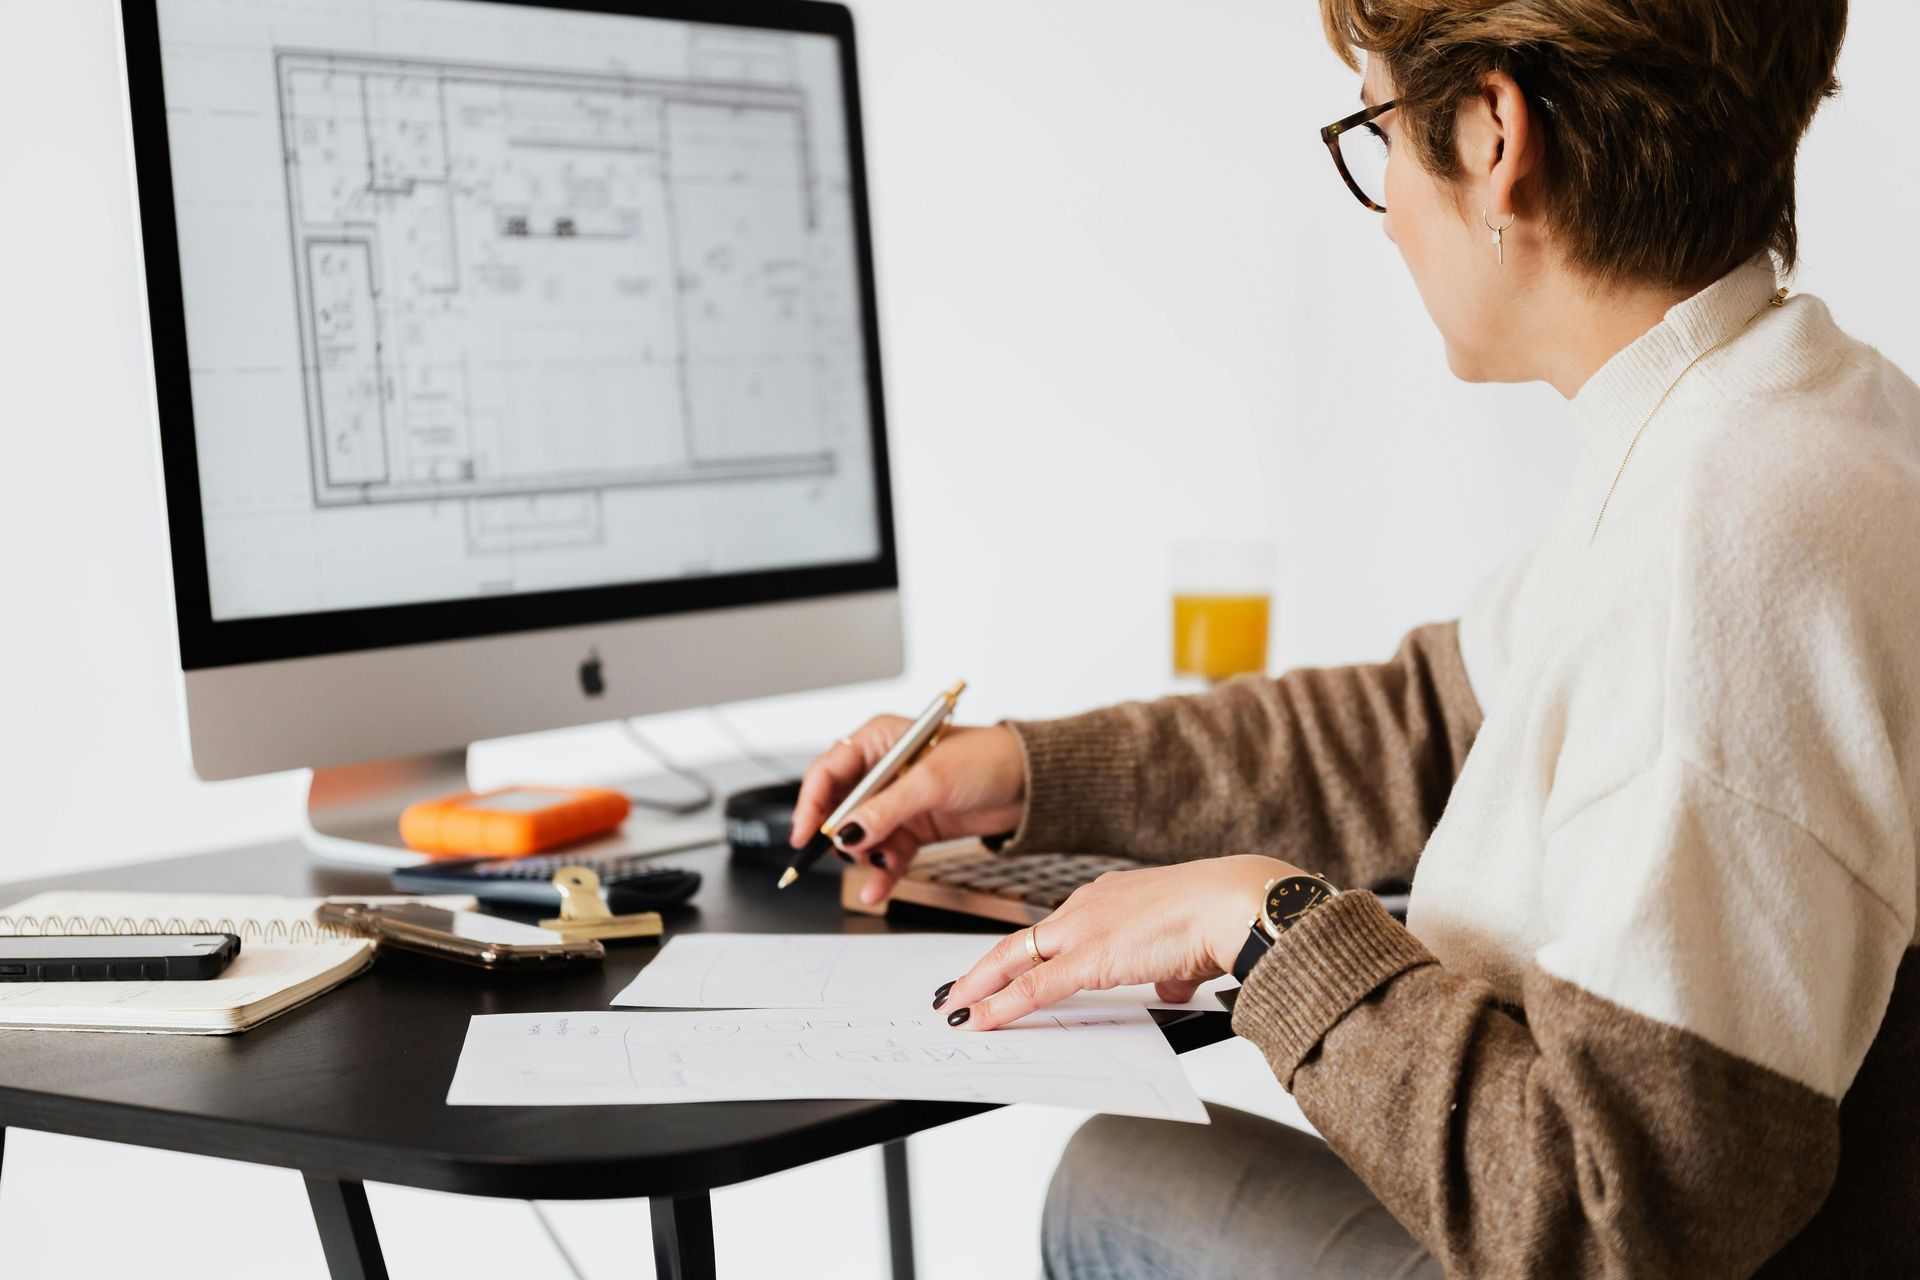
1321, 99, 1399, 213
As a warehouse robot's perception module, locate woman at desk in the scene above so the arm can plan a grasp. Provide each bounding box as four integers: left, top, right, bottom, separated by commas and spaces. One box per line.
797, 0, 1918, 1275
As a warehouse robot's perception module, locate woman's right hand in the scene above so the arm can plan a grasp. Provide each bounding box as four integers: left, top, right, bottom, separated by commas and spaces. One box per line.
792, 718, 1027, 905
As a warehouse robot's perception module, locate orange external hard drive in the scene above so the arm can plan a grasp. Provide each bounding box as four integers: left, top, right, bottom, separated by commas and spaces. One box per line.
398, 786, 631, 859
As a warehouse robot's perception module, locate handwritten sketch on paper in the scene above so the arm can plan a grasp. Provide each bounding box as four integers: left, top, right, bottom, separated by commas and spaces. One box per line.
445, 1004, 1210, 1123
612, 933, 1233, 1013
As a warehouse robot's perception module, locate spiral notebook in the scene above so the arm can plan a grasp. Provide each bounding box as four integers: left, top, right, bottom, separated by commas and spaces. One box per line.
0, 890, 470, 1035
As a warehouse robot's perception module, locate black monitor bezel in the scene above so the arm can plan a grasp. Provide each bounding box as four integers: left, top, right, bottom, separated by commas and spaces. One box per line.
121, 0, 898, 671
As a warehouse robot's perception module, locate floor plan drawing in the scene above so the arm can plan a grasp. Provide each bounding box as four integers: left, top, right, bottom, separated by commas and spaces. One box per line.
613, 933, 1234, 1012
445, 1006, 1212, 1122
275, 49, 843, 514
163, 0, 885, 619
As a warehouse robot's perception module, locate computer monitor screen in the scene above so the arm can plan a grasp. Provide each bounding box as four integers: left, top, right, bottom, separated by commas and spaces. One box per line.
132, 0, 894, 667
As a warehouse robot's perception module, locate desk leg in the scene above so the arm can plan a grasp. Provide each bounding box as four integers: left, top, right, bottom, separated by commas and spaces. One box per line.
883, 1138, 917, 1280
304, 1174, 390, 1280
650, 1191, 717, 1280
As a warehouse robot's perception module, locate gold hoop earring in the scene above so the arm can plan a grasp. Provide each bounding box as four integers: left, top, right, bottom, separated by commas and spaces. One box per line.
1484, 207, 1517, 266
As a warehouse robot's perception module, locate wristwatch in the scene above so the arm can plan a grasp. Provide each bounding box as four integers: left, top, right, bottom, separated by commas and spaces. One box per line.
1231, 873, 1339, 983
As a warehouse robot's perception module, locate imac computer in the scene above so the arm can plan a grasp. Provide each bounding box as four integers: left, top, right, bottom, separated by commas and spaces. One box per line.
120, 0, 902, 863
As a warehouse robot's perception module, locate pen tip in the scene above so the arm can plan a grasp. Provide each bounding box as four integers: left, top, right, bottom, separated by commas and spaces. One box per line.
945, 679, 967, 700
776, 867, 799, 890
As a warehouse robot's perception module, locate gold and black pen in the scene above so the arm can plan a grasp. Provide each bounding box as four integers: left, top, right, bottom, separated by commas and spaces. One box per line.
777, 680, 967, 889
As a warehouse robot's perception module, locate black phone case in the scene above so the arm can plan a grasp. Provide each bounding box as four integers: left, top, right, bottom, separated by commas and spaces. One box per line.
0, 934, 242, 982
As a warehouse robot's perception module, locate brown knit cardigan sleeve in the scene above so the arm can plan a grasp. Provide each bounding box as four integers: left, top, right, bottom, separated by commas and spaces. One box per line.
998, 620, 1481, 890
1226, 892, 1854, 1277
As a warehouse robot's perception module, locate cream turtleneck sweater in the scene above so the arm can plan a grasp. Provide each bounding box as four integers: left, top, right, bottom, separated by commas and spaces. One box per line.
1417, 257, 1918, 1098
1005, 257, 1920, 1275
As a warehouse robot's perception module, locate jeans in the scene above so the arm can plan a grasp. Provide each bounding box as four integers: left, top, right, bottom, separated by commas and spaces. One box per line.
1042, 1103, 1444, 1280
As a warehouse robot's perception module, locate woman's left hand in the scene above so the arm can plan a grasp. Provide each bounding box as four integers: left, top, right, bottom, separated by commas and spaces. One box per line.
936, 854, 1306, 1030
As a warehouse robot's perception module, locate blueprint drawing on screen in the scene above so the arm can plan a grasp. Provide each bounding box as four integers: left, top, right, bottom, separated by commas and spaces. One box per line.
157, 0, 882, 620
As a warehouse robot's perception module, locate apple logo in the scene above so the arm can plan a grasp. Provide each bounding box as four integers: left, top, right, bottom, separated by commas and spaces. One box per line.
579, 649, 606, 698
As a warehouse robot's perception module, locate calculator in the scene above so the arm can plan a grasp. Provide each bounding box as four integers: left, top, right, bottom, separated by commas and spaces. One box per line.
842, 846, 1145, 925
392, 849, 701, 915
842, 845, 1413, 925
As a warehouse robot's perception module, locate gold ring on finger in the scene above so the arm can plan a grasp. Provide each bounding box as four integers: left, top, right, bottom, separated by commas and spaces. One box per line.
1024, 926, 1045, 966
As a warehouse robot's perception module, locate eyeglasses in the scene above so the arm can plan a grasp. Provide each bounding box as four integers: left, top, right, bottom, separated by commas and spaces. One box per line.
1323, 92, 1558, 213
1321, 99, 1398, 213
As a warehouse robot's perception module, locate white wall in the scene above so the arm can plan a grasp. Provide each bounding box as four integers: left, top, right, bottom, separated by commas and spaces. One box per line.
2, 2, 1915, 1277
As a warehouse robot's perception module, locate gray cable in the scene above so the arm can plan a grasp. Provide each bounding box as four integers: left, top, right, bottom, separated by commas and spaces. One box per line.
705, 706, 795, 781
528, 1202, 589, 1280
618, 720, 716, 815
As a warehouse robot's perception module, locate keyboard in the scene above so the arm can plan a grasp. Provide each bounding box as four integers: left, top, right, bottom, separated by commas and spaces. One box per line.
841, 844, 1145, 925
392, 850, 702, 915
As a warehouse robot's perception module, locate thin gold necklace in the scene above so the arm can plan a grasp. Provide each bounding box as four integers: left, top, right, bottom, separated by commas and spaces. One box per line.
1589, 286, 1789, 541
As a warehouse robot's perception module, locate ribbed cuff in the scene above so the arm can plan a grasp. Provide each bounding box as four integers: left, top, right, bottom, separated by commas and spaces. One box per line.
999, 712, 1140, 855
1230, 891, 1434, 1088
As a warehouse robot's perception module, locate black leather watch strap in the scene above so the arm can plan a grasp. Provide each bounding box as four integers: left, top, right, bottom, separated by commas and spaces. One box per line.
1232, 874, 1341, 983
1232, 924, 1271, 984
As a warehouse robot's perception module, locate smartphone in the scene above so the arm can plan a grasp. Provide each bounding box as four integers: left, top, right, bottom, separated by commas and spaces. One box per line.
315, 902, 603, 971
0, 934, 241, 981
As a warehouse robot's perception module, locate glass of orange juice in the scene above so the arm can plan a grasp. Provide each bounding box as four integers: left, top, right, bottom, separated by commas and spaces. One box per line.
1172, 540, 1273, 683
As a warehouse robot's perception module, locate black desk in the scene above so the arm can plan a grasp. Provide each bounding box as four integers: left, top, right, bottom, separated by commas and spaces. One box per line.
0, 840, 1230, 1279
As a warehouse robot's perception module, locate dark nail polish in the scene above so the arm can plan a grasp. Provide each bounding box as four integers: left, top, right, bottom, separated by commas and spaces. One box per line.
868, 850, 886, 867
932, 980, 954, 1010
836, 821, 866, 849
946, 1007, 971, 1027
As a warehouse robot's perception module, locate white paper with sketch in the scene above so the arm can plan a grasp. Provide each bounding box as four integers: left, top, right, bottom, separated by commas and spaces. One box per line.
446, 1003, 1209, 1122
612, 933, 1235, 1012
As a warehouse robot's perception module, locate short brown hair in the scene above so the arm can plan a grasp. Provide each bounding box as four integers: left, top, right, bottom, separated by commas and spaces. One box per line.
1320, 0, 1848, 288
